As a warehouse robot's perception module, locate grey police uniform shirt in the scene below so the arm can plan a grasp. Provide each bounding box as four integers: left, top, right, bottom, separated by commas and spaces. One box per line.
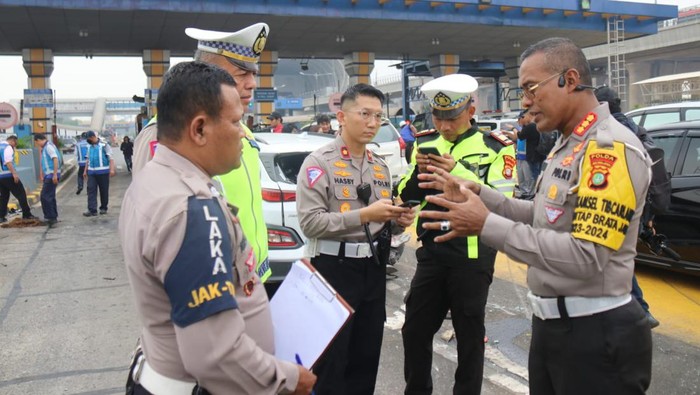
297, 136, 393, 243
478, 103, 651, 297
119, 145, 299, 394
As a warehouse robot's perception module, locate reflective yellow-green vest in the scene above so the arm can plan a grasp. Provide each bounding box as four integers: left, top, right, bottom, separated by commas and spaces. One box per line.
216, 124, 271, 282
396, 126, 516, 260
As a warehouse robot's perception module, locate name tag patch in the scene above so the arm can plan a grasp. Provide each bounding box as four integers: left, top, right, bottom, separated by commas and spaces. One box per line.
571, 141, 636, 251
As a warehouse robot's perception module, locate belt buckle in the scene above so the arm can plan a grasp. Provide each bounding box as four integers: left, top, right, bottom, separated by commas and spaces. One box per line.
528, 293, 545, 320
358, 243, 370, 257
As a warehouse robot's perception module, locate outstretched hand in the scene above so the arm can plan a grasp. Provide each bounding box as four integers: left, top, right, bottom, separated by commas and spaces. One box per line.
420, 186, 490, 243
417, 165, 480, 203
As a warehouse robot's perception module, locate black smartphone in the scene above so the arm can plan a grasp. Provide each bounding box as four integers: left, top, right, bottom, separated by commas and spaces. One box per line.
418, 147, 441, 156
399, 200, 421, 208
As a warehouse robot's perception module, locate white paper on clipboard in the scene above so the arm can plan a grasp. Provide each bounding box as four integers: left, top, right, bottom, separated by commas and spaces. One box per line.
269, 259, 353, 368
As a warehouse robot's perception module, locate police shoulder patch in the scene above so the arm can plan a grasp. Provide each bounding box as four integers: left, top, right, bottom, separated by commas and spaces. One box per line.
307, 166, 325, 187
415, 128, 438, 138
164, 197, 238, 328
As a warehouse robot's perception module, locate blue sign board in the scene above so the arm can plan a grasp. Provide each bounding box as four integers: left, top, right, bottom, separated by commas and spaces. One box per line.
275, 98, 303, 110
24, 89, 53, 108
254, 89, 278, 102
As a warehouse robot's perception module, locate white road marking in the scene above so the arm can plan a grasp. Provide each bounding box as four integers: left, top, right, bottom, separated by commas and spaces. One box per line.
487, 373, 530, 394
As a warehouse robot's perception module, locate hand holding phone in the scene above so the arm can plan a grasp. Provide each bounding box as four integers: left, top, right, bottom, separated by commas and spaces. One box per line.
399, 200, 421, 208
418, 147, 441, 157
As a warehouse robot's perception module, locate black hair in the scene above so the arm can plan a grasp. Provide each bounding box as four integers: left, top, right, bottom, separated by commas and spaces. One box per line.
33, 134, 47, 141
6, 135, 17, 141
594, 86, 622, 114
340, 83, 385, 108
317, 114, 331, 123
156, 61, 236, 142
520, 37, 593, 86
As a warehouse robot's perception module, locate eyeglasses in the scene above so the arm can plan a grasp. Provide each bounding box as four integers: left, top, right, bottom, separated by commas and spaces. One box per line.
518, 71, 564, 100
351, 109, 384, 122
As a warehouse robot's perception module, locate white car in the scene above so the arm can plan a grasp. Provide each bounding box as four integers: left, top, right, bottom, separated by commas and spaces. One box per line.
626, 101, 700, 129
255, 132, 333, 285
476, 118, 519, 133
255, 130, 407, 286
372, 120, 409, 184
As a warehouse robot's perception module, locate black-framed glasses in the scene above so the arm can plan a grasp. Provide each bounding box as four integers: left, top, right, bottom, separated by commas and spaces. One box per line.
352, 109, 384, 122
518, 71, 565, 100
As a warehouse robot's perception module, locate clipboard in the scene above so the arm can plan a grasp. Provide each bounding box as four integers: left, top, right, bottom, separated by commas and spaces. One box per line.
269, 259, 354, 369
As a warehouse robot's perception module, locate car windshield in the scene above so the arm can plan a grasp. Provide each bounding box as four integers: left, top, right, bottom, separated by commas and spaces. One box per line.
373, 124, 397, 143
260, 152, 311, 184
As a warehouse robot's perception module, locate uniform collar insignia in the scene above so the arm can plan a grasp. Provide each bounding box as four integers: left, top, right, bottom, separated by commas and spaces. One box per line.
367, 150, 374, 163
573, 113, 597, 137
340, 146, 351, 159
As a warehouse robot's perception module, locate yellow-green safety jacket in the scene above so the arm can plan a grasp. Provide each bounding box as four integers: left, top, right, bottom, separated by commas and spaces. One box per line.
216, 124, 271, 282
396, 125, 516, 263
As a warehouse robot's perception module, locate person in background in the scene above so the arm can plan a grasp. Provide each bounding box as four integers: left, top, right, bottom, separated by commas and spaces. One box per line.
83, 131, 115, 216
399, 119, 417, 163
268, 111, 284, 133
595, 85, 662, 329
120, 60, 315, 395
75, 132, 89, 194
317, 114, 335, 134
0, 135, 37, 223
120, 136, 134, 173
517, 110, 546, 199
502, 110, 535, 199
33, 134, 60, 227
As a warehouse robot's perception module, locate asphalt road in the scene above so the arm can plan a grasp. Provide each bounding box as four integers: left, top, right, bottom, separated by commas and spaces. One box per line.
1, 154, 699, 394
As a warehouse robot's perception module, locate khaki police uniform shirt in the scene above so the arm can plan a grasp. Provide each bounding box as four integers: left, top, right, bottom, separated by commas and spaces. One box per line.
132, 122, 157, 175
119, 145, 299, 394
478, 104, 651, 297
297, 136, 392, 243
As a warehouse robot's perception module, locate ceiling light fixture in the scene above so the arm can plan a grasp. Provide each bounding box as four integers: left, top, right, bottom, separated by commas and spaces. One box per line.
431, 38, 440, 45
336, 35, 345, 43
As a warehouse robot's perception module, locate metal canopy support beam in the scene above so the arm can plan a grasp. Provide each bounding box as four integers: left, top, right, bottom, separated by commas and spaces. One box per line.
22, 48, 54, 137
344, 51, 375, 86
257, 50, 278, 122
142, 49, 170, 118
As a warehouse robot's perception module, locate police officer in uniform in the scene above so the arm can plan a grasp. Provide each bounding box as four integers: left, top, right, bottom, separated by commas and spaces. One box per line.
396, 74, 516, 395
120, 61, 315, 395
83, 130, 115, 216
132, 23, 274, 286
296, 83, 415, 394
0, 135, 37, 222
418, 37, 653, 394
34, 133, 60, 227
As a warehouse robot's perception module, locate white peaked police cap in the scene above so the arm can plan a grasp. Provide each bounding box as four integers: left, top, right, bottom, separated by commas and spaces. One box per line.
185, 23, 269, 72
421, 74, 479, 120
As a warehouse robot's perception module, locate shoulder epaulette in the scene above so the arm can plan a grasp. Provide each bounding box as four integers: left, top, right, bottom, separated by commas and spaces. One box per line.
489, 131, 514, 146
415, 129, 438, 138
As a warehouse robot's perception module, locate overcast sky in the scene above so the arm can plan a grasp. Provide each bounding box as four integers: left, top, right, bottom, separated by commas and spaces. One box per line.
0, 0, 697, 103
